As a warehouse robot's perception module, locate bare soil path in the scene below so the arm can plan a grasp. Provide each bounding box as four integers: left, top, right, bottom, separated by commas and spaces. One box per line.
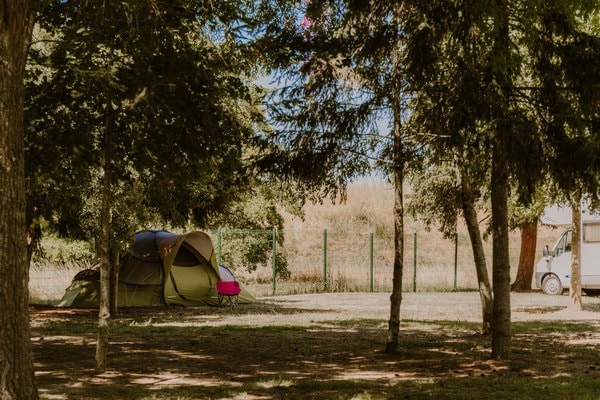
186, 291, 600, 327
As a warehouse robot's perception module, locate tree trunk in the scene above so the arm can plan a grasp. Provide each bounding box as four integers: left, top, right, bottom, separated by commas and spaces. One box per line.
489, 0, 512, 360
95, 99, 115, 373
109, 250, 120, 316
511, 220, 538, 292
26, 213, 42, 266
460, 172, 493, 334
385, 91, 404, 353
0, 1, 40, 397
491, 132, 511, 359
96, 254, 111, 372
570, 200, 583, 310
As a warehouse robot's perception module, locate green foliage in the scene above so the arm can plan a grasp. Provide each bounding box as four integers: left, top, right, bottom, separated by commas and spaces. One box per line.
219, 229, 289, 277
401, 0, 599, 253
508, 188, 547, 228
408, 162, 462, 239
25, 0, 272, 252
255, 1, 399, 203
31, 234, 94, 264
522, 1, 600, 200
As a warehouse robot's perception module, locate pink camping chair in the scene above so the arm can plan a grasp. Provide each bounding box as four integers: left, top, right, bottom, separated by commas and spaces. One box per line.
215, 281, 241, 307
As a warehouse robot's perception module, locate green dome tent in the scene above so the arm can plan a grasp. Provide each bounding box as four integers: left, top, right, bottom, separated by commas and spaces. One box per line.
58, 230, 256, 307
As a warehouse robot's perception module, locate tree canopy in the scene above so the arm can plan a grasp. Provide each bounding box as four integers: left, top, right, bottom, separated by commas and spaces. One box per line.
26, 0, 269, 247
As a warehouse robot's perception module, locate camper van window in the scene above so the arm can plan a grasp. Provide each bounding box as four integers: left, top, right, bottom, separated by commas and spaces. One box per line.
564, 230, 572, 252
583, 223, 600, 242
556, 231, 572, 255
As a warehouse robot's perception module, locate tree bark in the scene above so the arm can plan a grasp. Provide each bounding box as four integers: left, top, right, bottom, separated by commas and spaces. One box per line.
385, 91, 404, 353
0, 0, 40, 397
570, 200, 583, 310
511, 220, 538, 292
95, 98, 115, 372
460, 172, 493, 334
109, 250, 120, 316
96, 256, 111, 372
491, 131, 511, 359
26, 212, 42, 266
489, 0, 512, 360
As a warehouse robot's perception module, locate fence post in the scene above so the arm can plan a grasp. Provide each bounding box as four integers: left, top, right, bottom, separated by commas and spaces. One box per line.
413, 232, 417, 292
369, 232, 374, 292
323, 229, 328, 287
454, 229, 458, 290
217, 227, 222, 265
272, 228, 277, 294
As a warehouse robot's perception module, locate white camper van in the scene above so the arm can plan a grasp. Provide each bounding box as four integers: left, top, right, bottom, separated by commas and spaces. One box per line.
535, 206, 600, 296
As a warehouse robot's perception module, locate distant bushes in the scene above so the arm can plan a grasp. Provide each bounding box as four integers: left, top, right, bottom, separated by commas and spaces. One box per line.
32, 234, 94, 265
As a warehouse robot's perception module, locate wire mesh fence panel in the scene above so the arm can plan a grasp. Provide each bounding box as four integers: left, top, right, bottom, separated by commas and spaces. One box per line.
29, 262, 87, 305
371, 234, 394, 291
410, 232, 461, 292
275, 228, 327, 295
321, 230, 372, 292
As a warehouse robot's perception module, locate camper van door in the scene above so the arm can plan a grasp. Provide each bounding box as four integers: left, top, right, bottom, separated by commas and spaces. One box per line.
549, 230, 572, 287
582, 222, 600, 286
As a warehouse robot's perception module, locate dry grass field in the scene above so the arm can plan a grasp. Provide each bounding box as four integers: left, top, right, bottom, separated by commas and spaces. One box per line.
241, 179, 561, 295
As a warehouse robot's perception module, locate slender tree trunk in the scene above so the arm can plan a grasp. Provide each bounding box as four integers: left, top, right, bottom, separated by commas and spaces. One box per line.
491, 131, 511, 359
0, 1, 39, 397
109, 250, 120, 316
385, 92, 404, 353
511, 220, 537, 292
489, 0, 512, 360
460, 172, 493, 334
26, 209, 42, 266
96, 100, 114, 372
96, 254, 111, 372
570, 199, 583, 310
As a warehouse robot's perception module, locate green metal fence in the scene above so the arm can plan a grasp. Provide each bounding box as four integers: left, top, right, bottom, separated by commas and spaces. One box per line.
210, 227, 526, 297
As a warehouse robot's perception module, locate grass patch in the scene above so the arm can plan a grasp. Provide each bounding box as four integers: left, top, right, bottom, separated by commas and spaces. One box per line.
512, 320, 595, 334
327, 319, 388, 329
32, 307, 600, 400
386, 376, 600, 400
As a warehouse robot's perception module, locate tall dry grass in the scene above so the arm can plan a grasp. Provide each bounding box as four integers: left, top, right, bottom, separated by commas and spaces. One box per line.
243, 179, 561, 295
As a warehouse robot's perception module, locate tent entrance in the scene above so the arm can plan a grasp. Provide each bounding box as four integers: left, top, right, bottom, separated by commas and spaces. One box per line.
165, 240, 219, 304
173, 242, 209, 266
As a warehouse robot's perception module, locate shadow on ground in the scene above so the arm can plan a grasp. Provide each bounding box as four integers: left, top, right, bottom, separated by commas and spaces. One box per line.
30, 303, 600, 400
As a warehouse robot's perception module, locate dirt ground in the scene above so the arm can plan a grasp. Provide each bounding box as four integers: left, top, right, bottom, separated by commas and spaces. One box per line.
30, 292, 600, 399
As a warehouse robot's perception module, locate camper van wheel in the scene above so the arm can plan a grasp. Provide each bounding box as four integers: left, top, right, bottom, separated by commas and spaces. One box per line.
542, 275, 563, 296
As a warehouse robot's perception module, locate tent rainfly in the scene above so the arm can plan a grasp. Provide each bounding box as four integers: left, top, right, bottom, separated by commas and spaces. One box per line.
58, 230, 256, 307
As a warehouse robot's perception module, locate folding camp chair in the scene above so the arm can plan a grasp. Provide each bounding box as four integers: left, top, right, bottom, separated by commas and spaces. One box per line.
215, 281, 241, 307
